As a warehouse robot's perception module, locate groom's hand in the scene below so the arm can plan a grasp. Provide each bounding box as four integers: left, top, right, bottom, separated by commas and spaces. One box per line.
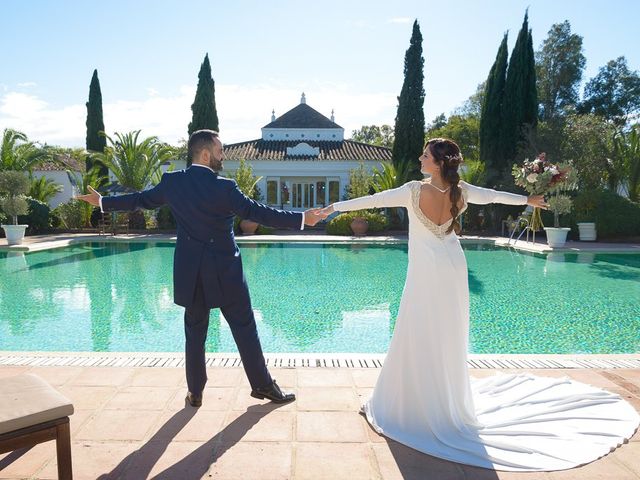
75, 185, 101, 207
304, 208, 324, 226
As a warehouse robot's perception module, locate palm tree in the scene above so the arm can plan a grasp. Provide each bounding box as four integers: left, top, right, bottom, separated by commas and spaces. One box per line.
230, 158, 262, 199
459, 159, 486, 186
371, 161, 412, 228
28, 175, 63, 204
91, 131, 175, 228
67, 166, 106, 227
613, 127, 640, 202
0, 128, 50, 171
371, 161, 411, 193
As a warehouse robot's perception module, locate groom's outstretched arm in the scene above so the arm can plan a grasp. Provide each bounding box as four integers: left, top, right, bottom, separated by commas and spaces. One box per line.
227, 181, 311, 229
102, 181, 167, 213
79, 180, 166, 214
76, 180, 168, 212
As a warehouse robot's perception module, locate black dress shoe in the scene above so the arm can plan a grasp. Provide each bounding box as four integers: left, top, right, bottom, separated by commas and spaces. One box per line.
185, 392, 202, 407
250, 380, 295, 403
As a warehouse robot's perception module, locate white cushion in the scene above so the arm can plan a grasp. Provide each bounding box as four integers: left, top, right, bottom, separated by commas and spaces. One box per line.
0, 374, 74, 435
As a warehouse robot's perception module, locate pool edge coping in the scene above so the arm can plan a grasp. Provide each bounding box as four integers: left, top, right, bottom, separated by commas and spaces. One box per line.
1, 351, 639, 369
2, 233, 640, 254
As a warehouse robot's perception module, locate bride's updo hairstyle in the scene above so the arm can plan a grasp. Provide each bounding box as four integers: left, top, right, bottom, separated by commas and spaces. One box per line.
424, 138, 464, 234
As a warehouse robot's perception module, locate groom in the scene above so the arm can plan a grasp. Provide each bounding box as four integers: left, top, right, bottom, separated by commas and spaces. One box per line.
77, 129, 323, 406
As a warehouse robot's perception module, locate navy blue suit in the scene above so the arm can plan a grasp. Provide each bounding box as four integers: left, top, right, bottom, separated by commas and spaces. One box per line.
102, 165, 303, 393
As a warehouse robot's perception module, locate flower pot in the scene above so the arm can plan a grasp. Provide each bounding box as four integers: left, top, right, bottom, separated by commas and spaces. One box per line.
577, 222, 597, 241
543, 227, 570, 248
239, 219, 259, 235
350, 217, 369, 236
1, 224, 28, 245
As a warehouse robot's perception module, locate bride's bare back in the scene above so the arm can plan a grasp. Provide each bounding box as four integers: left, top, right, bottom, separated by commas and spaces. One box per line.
418, 181, 464, 227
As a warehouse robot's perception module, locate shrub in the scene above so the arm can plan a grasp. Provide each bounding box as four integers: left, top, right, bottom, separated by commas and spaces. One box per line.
128, 210, 146, 229
232, 216, 275, 235
256, 224, 275, 235
326, 211, 388, 235
143, 209, 155, 229
156, 205, 176, 230
17, 198, 53, 234
53, 200, 85, 229
570, 189, 640, 238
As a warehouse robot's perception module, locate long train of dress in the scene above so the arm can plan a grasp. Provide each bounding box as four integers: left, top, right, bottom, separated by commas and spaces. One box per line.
333, 181, 639, 471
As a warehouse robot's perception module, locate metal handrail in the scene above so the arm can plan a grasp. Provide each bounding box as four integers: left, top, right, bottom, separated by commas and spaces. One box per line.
507, 216, 531, 245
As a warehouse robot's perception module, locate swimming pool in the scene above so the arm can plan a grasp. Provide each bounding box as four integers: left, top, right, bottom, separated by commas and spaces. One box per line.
0, 242, 638, 354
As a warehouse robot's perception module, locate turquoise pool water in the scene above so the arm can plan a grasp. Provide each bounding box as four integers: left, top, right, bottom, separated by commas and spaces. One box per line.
0, 242, 638, 354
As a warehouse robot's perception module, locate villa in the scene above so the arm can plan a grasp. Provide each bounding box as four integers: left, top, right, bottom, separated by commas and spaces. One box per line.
222, 93, 392, 210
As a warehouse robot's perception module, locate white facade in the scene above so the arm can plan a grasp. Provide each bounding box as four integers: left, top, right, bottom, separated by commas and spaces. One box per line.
223, 159, 379, 210
31, 170, 79, 208
261, 128, 344, 142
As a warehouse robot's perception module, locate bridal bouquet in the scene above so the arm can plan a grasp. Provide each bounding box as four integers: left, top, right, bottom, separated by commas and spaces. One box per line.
512, 153, 577, 230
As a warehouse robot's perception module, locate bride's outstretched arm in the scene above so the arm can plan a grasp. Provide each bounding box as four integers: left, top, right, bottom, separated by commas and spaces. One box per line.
461, 182, 547, 208
319, 183, 411, 216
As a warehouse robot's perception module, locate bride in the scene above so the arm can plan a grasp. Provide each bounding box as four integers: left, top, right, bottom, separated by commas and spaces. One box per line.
318, 138, 639, 471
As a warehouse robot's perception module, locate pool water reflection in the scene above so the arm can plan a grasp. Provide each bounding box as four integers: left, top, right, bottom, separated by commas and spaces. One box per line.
0, 242, 638, 354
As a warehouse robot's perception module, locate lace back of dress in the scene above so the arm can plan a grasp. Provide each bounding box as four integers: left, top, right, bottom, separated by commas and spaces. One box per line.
410, 181, 468, 240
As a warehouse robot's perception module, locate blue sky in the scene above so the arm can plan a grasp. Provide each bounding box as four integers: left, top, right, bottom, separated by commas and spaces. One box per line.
1, 0, 638, 147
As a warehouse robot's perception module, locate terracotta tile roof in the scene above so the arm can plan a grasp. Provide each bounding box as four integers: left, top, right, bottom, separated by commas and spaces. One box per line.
263, 104, 342, 129
35, 154, 85, 172
223, 139, 392, 162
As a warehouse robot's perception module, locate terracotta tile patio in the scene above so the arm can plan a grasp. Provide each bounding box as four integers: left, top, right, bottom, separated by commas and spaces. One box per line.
1, 365, 639, 479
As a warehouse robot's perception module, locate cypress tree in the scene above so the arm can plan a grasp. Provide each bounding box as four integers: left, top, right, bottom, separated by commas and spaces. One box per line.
501, 11, 538, 174
85, 69, 107, 175
188, 53, 219, 138
392, 20, 425, 180
524, 29, 538, 127
479, 33, 508, 185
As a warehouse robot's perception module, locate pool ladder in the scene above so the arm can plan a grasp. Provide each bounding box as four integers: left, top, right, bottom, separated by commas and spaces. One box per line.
507, 216, 531, 245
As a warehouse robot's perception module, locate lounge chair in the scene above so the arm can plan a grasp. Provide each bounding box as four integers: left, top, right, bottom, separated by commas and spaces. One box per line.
0, 374, 74, 479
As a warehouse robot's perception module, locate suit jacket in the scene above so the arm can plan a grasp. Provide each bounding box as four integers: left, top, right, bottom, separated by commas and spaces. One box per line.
101, 166, 303, 308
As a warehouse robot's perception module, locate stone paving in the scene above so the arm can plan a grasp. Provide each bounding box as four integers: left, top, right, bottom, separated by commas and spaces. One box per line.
0, 365, 639, 480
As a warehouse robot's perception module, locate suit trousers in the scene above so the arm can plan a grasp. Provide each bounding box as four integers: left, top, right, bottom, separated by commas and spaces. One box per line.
184, 275, 272, 394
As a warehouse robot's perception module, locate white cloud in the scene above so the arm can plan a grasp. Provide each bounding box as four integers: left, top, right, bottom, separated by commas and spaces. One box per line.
0, 92, 84, 144
389, 17, 413, 24
17, 82, 37, 88
147, 87, 159, 97
0, 84, 398, 147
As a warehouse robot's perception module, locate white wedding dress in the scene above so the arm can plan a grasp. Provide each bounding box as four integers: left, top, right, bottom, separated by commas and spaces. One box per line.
333, 180, 639, 472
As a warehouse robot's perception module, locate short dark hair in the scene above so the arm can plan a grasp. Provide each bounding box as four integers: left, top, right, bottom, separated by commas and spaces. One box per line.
187, 129, 219, 163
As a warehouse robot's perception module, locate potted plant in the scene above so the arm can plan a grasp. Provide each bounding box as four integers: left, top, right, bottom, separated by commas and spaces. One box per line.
513, 153, 577, 247
574, 194, 597, 241
350, 215, 369, 236
577, 220, 597, 241
230, 159, 263, 235
545, 194, 573, 247
0, 171, 30, 245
